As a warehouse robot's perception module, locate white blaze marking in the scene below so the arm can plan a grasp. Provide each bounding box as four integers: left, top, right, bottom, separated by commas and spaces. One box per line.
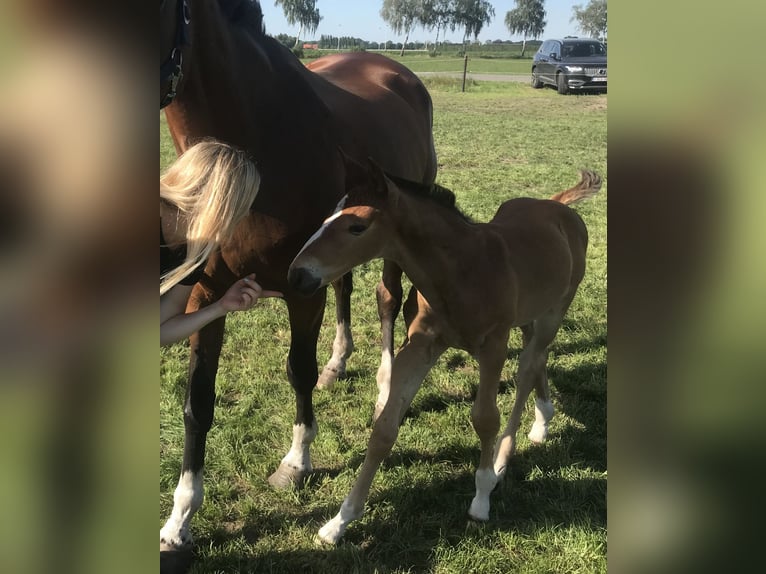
293, 195, 348, 260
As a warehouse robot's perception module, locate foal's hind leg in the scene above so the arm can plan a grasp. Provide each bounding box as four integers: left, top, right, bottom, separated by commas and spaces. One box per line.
374, 260, 403, 419
518, 323, 555, 444
317, 272, 354, 390
493, 309, 565, 481
268, 290, 326, 488
161, 290, 225, 551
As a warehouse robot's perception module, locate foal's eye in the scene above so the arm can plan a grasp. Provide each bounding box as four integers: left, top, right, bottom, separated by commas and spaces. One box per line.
348, 224, 368, 236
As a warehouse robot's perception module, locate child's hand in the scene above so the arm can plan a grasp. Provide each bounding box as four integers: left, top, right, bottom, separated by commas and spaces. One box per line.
219, 274, 283, 313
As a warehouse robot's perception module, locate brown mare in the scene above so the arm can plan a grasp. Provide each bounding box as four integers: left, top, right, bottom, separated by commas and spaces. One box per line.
288, 156, 601, 543
159, 0, 436, 552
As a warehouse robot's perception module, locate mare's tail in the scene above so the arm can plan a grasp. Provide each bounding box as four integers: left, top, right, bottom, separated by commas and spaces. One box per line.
549, 170, 602, 205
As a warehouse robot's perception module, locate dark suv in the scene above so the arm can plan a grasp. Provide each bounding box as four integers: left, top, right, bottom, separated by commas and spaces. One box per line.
531, 37, 607, 94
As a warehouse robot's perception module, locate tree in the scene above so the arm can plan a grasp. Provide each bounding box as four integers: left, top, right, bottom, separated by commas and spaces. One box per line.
504, 0, 546, 57
452, 0, 495, 47
380, 0, 428, 56
421, 0, 456, 48
571, 0, 607, 41
274, 0, 323, 49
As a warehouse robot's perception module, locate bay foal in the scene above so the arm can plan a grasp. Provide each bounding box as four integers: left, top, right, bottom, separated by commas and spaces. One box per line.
288, 156, 601, 543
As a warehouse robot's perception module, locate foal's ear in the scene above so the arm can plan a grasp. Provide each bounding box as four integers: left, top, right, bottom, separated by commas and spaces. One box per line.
337, 146, 367, 188
365, 157, 389, 197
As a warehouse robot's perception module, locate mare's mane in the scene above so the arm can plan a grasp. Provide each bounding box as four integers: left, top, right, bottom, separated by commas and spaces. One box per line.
218, 0, 264, 32
385, 173, 474, 224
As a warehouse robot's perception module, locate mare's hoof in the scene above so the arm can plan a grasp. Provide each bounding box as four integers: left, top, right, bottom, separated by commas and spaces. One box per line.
160, 548, 193, 574
268, 463, 308, 489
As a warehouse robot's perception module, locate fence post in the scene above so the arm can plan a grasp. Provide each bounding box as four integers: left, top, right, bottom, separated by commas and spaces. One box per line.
461, 54, 468, 92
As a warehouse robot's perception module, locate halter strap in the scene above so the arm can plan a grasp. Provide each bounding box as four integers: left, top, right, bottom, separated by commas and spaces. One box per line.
160, 0, 191, 109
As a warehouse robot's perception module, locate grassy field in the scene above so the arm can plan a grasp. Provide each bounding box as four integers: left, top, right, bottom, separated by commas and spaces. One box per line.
161, 81, 607, 573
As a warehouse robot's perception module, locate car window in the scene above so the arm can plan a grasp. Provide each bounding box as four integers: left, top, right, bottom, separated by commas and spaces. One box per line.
564, 42, 607, 57
551, 42, 561, 58
539, 41, 549, 54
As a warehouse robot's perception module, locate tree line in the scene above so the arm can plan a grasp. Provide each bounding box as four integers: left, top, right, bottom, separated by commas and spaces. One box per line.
274, 0, 607, 56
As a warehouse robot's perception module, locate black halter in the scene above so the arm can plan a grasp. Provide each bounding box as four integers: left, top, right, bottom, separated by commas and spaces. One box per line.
160, 0, 191, 109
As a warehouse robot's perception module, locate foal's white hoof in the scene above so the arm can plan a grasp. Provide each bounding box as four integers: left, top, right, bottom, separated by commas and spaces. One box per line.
468, 498, 490, 522
317, 366, 342, 390
528, 422, 549, 444
317, 521, 344, 545
159, 532, 193, 552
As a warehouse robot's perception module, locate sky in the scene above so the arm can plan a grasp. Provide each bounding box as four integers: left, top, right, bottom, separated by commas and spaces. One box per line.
259, 1, 586, 45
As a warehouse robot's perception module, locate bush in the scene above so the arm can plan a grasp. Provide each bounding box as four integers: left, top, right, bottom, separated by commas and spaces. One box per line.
291, 46, 304, 58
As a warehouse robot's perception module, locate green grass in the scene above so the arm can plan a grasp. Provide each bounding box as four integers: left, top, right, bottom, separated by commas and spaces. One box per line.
161, 81, 606, 573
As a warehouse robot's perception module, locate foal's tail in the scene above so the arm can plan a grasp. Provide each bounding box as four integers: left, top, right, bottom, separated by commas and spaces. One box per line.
550, 170, 602, 205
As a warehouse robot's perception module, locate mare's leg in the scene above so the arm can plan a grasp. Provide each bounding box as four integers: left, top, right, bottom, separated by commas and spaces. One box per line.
318, 333, 447, 544
317, 272, 354, 390
468, 338, 507, 521
268, 289, 326, 488
161, 290, 225, 551
374, 260, 403, 419
493, 309, 566, 481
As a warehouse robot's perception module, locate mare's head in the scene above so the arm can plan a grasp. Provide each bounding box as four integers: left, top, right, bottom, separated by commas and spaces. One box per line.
160, 0, 266, 108
160, 0, 191, 108
288, 153, 394, 295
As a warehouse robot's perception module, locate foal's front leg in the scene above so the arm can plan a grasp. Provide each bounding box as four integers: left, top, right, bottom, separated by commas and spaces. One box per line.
468, 340, 507, 522
318, 334, 446, 544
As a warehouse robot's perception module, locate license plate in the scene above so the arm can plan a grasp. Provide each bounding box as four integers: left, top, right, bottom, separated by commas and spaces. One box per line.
592, 77, 607, 82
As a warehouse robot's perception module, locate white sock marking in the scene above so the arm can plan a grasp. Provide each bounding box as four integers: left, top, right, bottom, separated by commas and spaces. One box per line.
528, 398, 554, 444
317, 498, 363, 545
160, 470, 204, 548
468, 467, 497, 522
280, 422, 318, 473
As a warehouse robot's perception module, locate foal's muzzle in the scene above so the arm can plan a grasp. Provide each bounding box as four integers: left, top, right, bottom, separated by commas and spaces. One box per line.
287, 266, 322, 295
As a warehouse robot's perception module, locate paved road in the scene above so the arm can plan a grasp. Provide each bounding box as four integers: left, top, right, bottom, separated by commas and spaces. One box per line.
416, 71, 529, 83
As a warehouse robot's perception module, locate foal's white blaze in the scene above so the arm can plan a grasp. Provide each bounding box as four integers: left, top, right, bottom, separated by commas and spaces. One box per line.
279, 422, 318, 473
160, 470, 204, 549
528, 398, 555, 444
468, 467, 498, 522
293, 195, 347, 260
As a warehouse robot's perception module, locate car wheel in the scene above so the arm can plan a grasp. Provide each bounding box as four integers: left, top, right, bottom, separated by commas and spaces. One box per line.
531, 69, 543, 89
556, 72, 569, 95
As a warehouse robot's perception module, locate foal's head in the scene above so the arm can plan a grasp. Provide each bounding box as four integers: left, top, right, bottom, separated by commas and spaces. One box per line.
288, 153, 394, 295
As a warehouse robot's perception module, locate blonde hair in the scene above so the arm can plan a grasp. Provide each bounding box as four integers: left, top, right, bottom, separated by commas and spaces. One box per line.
160, 140, 260, 295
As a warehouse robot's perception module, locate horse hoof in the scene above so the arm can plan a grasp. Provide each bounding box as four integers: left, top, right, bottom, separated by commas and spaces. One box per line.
160, 547, 194, 574
316, 366, 341, 390
268, 463, 308, 489
528, 422, 548, 444
160, 534, 193, 553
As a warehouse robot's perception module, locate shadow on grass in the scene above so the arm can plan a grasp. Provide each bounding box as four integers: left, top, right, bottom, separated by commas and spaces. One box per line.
190, 468, 605, 573
171, 339, 605, 573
